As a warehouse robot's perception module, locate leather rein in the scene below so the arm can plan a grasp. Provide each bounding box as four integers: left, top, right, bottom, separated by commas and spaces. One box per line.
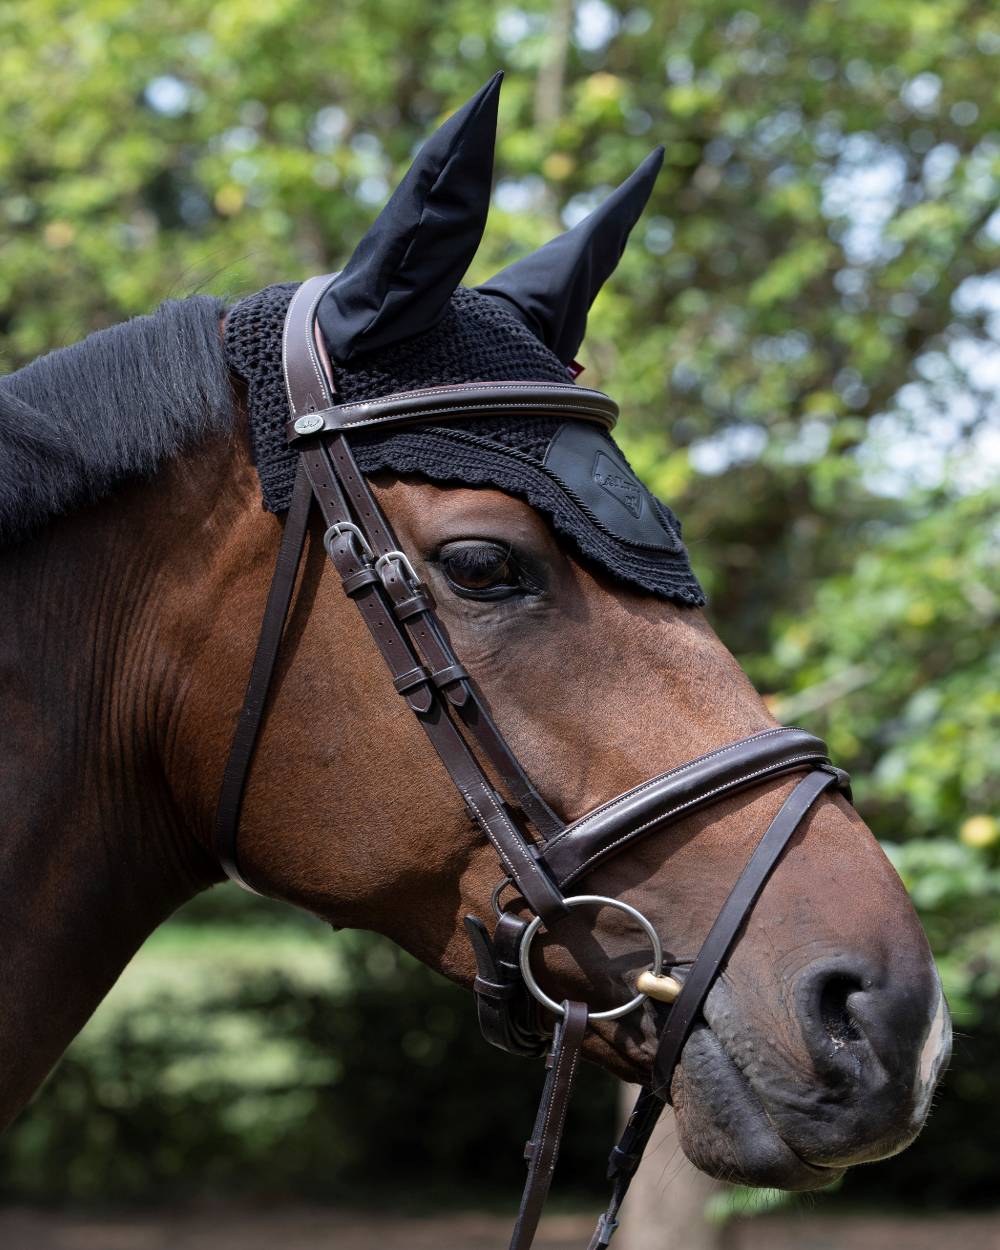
214, 274, 852, 1249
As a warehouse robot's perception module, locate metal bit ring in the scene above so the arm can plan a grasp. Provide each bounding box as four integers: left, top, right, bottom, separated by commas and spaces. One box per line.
518, 894, 663, 1022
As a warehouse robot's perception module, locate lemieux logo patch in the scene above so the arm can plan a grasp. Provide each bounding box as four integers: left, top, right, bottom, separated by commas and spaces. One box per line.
592, 451, 643, 518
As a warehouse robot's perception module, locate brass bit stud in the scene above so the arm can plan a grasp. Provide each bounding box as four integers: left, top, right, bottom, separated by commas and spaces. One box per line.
636, 970, 682, 1003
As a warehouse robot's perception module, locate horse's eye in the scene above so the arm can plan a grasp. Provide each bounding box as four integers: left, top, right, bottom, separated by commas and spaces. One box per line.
437, 541, 532, 600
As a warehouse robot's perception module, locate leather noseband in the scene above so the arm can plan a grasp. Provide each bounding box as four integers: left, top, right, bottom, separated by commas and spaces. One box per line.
215, 274, 852, 1250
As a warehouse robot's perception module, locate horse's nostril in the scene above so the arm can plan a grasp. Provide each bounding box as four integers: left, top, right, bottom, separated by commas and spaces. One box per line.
817, 973, 865, 1046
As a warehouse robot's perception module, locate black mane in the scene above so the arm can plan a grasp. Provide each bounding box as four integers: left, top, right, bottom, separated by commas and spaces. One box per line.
0, 295, 234, 543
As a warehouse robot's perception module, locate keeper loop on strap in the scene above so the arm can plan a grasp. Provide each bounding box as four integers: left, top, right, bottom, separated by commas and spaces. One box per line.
392, 665, 432, 696
431, 662, 469, 688
340, 566, 381, 596
393, 589, 434, 620
375, 549, 421, 591
474, 975, 520, 1001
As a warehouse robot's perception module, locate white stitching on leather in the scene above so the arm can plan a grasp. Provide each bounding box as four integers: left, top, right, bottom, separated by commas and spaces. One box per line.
555, 753, 824, 885
539, 1021, 581, 1167
281, 288, 301, 415
330, 400, 614, 428
283, 276, 337, 414
545, 728, 797, 851
341, 381, 605, 404
302, 278, 333, 399
460, 783, 540, 881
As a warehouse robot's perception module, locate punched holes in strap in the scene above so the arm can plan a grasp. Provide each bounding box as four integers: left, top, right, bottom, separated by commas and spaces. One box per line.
289, 280, 567, 922
319, 424, 559, 834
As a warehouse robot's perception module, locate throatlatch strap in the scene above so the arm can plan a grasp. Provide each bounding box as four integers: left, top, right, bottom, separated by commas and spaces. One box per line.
509, 1001, 589, 1250
652, 768, 839, 1097
214, 464, 313, 893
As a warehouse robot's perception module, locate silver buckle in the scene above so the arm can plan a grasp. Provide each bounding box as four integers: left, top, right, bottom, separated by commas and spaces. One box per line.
323, 522, 375, 563
375, 549, 421, 590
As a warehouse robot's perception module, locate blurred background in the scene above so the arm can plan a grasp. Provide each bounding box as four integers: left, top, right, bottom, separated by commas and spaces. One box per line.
0, 0, 997, 1246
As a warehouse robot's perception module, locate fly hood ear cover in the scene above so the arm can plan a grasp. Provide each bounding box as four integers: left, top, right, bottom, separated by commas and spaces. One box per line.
477, 147, 664, 363
316, 74, 502, 363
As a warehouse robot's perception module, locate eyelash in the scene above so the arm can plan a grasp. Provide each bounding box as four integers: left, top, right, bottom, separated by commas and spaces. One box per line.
437, 541, 542, 601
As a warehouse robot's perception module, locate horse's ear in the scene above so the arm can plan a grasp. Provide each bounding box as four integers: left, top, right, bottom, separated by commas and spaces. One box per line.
317, 73, 502, 362
477, 147, 664, 363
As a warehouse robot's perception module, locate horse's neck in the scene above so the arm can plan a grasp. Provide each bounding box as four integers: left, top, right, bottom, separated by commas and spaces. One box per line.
0, 436, 251, 1128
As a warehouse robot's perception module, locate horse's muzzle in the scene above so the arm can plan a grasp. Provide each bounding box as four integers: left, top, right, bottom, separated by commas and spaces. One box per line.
674, 951, 952, 1186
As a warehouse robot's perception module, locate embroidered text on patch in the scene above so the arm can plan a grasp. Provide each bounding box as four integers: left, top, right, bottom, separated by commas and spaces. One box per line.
593, 452, 643, 518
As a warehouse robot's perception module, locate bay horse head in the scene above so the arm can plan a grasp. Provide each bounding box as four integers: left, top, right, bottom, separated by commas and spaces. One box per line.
0, 74, 949, 1243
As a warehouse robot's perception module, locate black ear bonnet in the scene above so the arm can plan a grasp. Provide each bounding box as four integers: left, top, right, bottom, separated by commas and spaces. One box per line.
225, 76, 704, 607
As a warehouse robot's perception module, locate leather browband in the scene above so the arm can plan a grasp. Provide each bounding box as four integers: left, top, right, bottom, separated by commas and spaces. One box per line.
285, 380, 619, 444
540, 727, 842, 888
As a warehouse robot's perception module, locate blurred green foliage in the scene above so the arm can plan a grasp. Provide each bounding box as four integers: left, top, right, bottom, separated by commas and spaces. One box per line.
0, 895, 614, 1205
1, 0, 997, 1213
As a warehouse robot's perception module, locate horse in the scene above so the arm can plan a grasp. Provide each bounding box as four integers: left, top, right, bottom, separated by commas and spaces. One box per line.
0, 76, 949, 1247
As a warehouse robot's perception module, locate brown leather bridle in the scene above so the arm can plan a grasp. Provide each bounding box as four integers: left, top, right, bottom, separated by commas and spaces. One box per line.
215, 275, 852, 1250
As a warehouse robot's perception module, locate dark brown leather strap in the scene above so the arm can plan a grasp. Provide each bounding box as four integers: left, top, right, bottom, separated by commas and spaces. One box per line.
588, 1085, 665, 1250
213, 463, 313, 893
280, 278, 568, 923
301, 437, 567, 922
465, 912, 549, 1058
300, 440, 434, 713
305, 319, 562, 838
285, 380, 618, 442
539, 727, 836, 887
282, 275, 338, 418
652, 768, 839, 1099
509, 1000, 589, 1250
323, 429, 563, 839
214, 272, 857, 1250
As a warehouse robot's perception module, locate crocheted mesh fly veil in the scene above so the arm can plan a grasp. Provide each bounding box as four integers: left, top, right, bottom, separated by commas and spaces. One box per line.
223, 75, 705, 607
